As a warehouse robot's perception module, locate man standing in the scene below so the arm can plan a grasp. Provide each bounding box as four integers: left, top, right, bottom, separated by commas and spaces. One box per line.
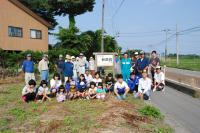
149, 51, 160, 83
121, 52, 131, 81
136, 51, 149, 77
71, 56, 78, 81
130, 51, 139, 73
38, 54, 49, 82
55, 54, 65, 81
63, 55, 74, 82
114, 53, 121, 74
22, 54, 35, 85
78, 53, 87, 75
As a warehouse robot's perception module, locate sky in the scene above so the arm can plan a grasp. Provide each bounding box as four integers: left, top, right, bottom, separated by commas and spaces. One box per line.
49, 0, 200, 55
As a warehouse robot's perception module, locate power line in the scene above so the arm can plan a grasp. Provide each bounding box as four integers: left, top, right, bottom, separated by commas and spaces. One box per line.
112, 0, 126, 18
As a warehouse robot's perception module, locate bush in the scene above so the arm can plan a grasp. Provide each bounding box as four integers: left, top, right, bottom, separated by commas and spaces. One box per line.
139, 105, 163, 119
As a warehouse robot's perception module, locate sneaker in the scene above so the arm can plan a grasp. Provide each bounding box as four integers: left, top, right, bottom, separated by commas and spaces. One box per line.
153, 88, 156, 92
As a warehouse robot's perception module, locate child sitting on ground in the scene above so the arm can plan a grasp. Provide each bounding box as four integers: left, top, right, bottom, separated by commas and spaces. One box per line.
50, 73, 62, 96
76, 74, 88, 98
96, 82, 106, 100
105, 73, 115, 94
93, 72, 102, 86
36, 80, 51, 102
127, 72, 140, 94
56, 85, 66, 102
153, 66, 165, 92
87, 81, 97, 99
114, 74, 130, 100
136, 70, 152, 100
22, 79, 36, 103
65, 77, 76, 100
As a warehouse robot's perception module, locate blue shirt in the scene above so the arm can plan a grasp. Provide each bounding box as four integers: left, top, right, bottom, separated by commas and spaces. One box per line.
76, 80, 87, 92
63, 62, 74, 77
136, 58, 149, 71
121, 58, 131, 71
127, 76, 140, 91
22, 60, 34, 73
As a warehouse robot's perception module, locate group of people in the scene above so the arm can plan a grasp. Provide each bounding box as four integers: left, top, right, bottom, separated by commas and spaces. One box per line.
21, 50, 165, 103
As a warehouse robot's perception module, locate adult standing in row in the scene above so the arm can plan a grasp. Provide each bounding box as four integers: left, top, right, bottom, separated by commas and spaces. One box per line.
121, 52, 131, 81
22, 54, 35, 85
149, 50, 160, 83
63, 55, 74, 82
78, 53, 87, 75
55, 54, 65, 81
71, 56, 78, 81
114, 53, 121, 75
136, 51, 149, 77
89, 57, 95, 77
38, 54, 49, 82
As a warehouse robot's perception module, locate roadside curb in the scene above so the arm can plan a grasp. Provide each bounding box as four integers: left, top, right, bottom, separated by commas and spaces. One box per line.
165, 79, 200, 98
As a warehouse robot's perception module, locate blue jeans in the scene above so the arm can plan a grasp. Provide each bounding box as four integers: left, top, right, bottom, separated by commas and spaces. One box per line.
41, 70, 49, 82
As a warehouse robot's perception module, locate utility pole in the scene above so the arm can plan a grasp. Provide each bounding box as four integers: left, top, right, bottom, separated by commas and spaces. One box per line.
101, 0, 105, 53
176, 24, 179, 65
162, 29, 171, 62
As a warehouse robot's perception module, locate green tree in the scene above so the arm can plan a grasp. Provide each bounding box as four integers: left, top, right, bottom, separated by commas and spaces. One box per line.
49, 0, 95, 30
20, 0, 57, 27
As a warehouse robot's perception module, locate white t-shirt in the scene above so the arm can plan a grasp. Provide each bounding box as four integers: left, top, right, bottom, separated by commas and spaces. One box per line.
85, 74, 93, 84
89, 60, 95, 70
138, 78, 152, 93
154, 72, 165, 84
114, 81, 129, 90
50, 79, 62, 89
38, 86, 49, 94
93, 78, 102, 86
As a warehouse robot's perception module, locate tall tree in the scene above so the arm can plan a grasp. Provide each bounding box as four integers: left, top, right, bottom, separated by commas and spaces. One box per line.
49, 0, 95, 30
20, 0, 57, 28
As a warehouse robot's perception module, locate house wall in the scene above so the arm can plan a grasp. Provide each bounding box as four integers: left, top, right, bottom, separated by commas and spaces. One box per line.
0, 0, 48, 51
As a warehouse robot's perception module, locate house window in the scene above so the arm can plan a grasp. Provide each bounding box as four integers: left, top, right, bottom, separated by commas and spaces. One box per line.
30, 29, 42, 39
8, 26, 23, 37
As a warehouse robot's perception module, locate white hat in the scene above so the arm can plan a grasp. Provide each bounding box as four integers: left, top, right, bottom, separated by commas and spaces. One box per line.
71, 56, 75, 59
156, 66, 161, 69
65, 55, 71, 59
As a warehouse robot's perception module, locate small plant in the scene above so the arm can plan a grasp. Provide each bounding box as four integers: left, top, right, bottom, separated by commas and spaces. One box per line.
9, 108, 27, 120
139, 105, 163, 119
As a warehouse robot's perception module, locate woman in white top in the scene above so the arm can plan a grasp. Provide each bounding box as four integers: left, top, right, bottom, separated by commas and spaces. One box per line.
92, 72, 102, 86
89, 57, 95, 77
137, 70, 152, 100
50, 73, 62, 94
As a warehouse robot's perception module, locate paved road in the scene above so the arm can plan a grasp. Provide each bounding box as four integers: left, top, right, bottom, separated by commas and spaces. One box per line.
166, 67, 200, 78
150, 86, 200, 133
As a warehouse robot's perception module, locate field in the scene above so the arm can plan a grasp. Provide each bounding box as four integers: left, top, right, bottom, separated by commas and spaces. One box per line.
0, 82, 173, 133
161, 57, 200, 71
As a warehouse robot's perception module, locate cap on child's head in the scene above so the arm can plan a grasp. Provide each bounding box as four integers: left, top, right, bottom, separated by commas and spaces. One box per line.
156, 66, 161, 70
117, 74, 123, 79
142, 70, 147, 74
98, 82, 103, 87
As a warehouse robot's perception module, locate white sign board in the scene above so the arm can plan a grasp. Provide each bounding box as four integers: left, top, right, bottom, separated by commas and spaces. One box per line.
96, 55, 114, 67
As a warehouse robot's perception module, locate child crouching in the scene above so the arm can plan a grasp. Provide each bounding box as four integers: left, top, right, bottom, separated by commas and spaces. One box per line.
96, 82, 106, 100
57, 85, 66, 102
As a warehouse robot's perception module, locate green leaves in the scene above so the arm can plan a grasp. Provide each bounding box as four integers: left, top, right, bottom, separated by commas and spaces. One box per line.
139, 105, 163, 119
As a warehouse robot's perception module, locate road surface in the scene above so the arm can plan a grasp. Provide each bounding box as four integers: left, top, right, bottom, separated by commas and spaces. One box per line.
150, 86, 200, 133
166, 67, 200, 78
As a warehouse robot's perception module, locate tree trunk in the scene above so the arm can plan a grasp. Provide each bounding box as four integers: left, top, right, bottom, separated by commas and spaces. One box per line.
69, 14, 75, 30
